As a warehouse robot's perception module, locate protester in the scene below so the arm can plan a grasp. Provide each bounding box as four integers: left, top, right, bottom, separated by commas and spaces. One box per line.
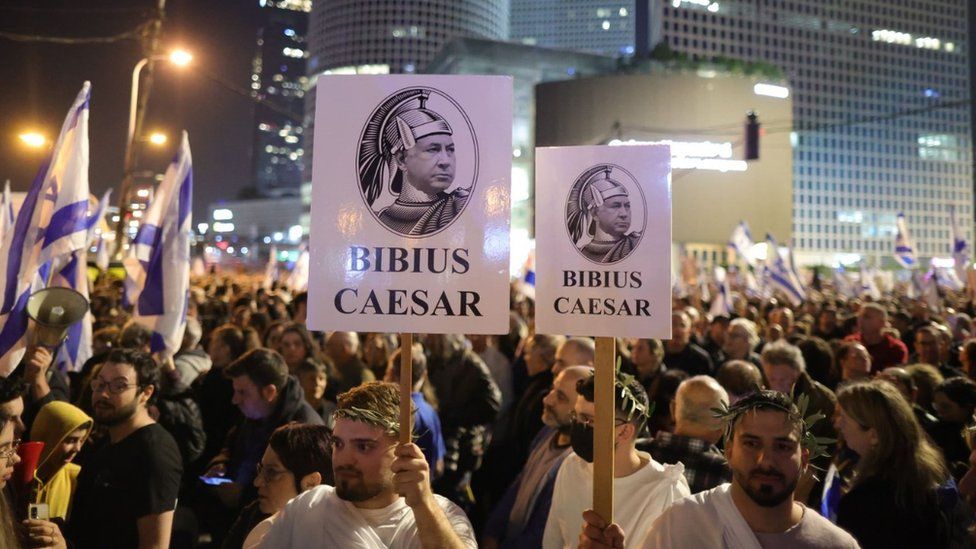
915, 325, 964, 379
664, 310, 713, 376
252, 382, 477, 547
363, 332, 399, 381
876, 366, 940, 435
552, 337, 596, 374
294, 358, 336, 425
326, 331, 375, 395
845, 303, 908, 370
699, 315, 730, 366
721, 318, 762, 368
424, 334, 501, 507
836, 341, 872, 382
225, 423, 332, 549
835, 380, 951, 548
630, 338, 666, 395
67, 349, 183, 548
386, 344, 446, 476
276, 322, 321, 373
468, 333, 515, 415
714, 360, 763, 405
206, 348, 323, 520
483, 365, 592, 549
643, 375, 732, 493
0, 409, 24, 548
28, 401, 92, 520
580, 390, 858, 548
543, 369, 690, 548
19, 345, 70, 433
195, 324, 253, 466
0, 375, 27, 438
174, 316, 212, 385
931, 377, 976, 477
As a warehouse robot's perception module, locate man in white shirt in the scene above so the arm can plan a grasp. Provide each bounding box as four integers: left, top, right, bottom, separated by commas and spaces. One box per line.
579, 390, 858, 549
254, 382, 477, 548
543, 370, 690, 548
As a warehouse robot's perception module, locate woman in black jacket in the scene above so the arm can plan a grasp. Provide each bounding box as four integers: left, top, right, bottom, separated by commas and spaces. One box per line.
834, 380, 950, 548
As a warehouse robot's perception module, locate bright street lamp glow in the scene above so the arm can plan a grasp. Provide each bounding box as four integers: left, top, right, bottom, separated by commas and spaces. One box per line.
753, 82, 790, 99
18, 132, 46, 148
169, 49, 193, 66
148, 132, 167, 145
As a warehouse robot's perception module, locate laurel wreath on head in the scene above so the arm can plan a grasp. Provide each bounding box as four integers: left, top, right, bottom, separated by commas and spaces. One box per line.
614, 366, 655, 424
711, 392, 834, 468
333, 406, 401, 435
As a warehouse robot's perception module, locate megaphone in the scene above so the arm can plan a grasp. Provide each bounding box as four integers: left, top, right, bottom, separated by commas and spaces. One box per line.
26, 287, 89, 348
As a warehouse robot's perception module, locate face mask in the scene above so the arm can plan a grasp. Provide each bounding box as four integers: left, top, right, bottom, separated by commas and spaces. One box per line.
570, 420, 595, 463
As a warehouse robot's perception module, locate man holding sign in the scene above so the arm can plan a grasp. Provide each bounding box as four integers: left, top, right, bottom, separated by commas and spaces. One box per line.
543, 370, 689, 548
254, 382, 476, 548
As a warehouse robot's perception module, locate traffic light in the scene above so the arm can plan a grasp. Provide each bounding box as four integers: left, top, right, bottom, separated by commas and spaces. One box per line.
745, 111, 760, 161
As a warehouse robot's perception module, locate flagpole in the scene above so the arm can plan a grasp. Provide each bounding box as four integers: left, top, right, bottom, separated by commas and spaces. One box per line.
399, 333, 413, 445
593, 337, 615, 525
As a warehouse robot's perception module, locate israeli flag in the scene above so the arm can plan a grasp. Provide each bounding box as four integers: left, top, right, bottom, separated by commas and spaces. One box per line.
833, 267, 856, 299
0, 181, 14, 245
124, 131, 192, 359
950, 205, 970, 280
859, 265, 881, 300
727, 221, 755, 264
287, 247, 309, 292
0, 82, 91, 374
763, 234, 806, 306
263, 245, 279, 290
708, 266, 732, 317
894, 212, 917, 269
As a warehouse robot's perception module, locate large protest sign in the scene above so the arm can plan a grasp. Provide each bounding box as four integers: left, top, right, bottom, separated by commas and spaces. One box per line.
535, 144, 672, 525
308, 75, 512, 335
535, 145, 672, 339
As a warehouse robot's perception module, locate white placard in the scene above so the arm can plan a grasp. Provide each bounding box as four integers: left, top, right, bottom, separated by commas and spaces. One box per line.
308, 75, 512, 334
535, 145, 672, 338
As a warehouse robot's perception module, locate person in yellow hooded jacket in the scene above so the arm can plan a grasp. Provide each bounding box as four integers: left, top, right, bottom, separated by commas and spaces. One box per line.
29, 400, 93, 520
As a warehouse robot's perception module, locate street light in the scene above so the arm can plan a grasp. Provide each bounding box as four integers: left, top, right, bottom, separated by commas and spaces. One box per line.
18, 132, 47, 149
148, 132, 168, 146
127, 49, 193, 155
169, 49, 193, 66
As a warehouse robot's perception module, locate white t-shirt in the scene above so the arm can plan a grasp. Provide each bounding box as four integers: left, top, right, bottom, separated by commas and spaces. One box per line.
543, 451, 690, 548
253, 485, 477, 548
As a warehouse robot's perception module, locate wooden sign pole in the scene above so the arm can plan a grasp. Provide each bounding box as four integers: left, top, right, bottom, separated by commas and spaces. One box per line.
399, 333, 414, 445
593, 336, 616, 524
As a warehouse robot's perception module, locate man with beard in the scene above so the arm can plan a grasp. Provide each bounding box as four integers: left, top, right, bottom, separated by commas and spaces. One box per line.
578, 390, 857, 548
482, 366, 593, 549
253, 382, 477, 548
68, 349, 182, 548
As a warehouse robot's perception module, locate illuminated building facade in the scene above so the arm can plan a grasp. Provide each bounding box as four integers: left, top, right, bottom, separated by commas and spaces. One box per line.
512, 0, 973, 266
250, 0, 311, 197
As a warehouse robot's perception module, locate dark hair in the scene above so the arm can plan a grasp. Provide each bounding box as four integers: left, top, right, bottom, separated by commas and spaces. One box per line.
268, 423, 333, 491
576, 370, 651, 429
0, 375, 28, 406
225, 349, 289, 391
277, 322, 321, 364
724, 390, 802, 443
797, 336, 835, 386
211, 324, 254, 358
104, 348, 160, 401
119, 321, 153, 350
389, 345, 427, 387
936, 377, 976, 416
294, 358, 327, 378
715, 360, 763, 397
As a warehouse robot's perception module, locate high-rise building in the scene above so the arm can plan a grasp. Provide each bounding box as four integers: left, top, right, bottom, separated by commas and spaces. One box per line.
300, 1, 510, 231
250, 0, 311, 197
512, 0, 973, 267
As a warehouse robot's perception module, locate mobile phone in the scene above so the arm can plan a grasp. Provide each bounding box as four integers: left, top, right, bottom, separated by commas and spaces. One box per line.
28, 503, 49, 521
199, 475, 233, 486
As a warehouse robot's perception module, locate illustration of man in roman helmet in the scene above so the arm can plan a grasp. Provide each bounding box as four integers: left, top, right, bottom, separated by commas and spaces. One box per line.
358, 88, 469, 237
567, 164, 641, 264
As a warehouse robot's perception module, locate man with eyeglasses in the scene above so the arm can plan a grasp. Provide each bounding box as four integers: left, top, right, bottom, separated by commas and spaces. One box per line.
67, 349, 182, 549
542, 369, 689, 548
482, 365, 593, 549
253, 381, 477, 548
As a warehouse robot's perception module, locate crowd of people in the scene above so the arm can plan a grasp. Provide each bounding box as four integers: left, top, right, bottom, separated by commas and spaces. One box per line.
2, 270, 976, 548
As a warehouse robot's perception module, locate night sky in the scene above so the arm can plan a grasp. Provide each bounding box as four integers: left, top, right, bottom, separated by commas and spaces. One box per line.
0, 0, 265, 213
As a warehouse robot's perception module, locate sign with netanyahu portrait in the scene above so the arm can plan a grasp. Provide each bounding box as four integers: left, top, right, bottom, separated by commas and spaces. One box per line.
308, 75, 512, 334
535, 145, 672, 338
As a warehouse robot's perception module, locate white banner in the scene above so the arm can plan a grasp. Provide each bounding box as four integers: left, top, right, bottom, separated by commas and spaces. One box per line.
308, 75, 512, 334
535, 145, 672, 338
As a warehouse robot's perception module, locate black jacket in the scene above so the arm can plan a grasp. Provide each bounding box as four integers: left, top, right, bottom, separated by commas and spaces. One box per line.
211, 375, 323, 507
192, 368, 241, 470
